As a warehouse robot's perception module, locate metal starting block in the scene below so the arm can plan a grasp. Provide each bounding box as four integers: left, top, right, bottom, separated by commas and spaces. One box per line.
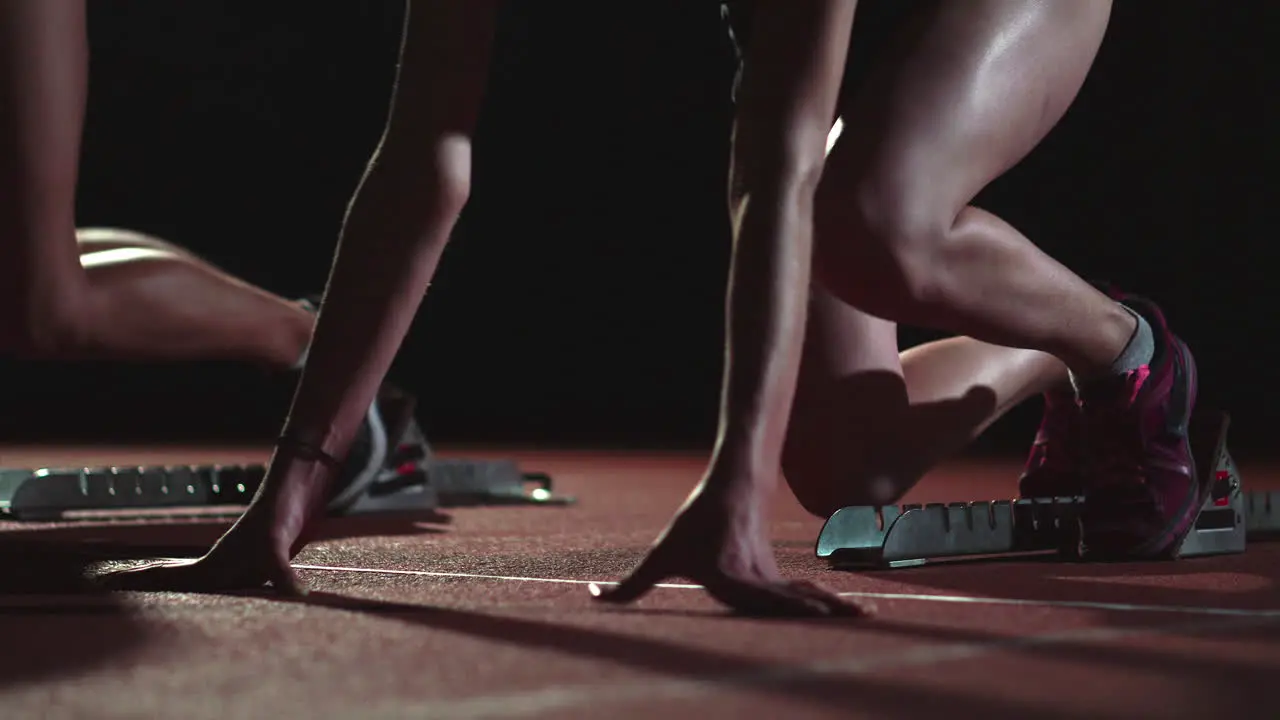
0, 388, 574, 522
816, 412, 1280, 569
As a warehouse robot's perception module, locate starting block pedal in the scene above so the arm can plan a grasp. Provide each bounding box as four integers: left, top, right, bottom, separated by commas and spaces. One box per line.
816, 412, 1277, 569
0, 387, 574, 521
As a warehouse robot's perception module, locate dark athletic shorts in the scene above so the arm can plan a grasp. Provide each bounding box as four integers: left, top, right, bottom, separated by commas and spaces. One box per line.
720, 0, 921, 106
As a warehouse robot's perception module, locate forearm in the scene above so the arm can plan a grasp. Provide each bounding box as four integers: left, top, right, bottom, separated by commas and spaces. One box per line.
0, 0, 88, 352
714, 175, 818, 477
0, 0, 86, 236
280, 142, 471, 460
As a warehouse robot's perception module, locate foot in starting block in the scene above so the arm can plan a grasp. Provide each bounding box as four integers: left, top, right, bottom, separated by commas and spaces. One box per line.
0, 386, 574, 521
815, 411, 1276, 569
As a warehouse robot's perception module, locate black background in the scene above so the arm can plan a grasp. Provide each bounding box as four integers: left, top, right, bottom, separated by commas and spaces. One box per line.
1, 1, 1274, 464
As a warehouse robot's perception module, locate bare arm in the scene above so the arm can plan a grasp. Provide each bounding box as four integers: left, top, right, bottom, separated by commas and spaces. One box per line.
101, 0, 503, 593
715, 0, 855, 487
0, 0, 89, 350
595, 1, 864, 616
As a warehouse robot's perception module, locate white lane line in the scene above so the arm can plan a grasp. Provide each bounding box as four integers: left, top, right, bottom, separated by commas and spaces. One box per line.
293, 563, 697, 589
292, 563, 1280, 619
364, 614, 1278, 720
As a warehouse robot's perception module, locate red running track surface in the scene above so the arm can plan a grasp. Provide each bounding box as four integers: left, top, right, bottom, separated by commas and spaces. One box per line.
0, 446, 1277, 720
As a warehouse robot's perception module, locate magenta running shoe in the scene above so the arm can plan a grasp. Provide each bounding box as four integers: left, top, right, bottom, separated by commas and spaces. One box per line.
1017, 280, 1129, 500
1076, 294, 1202, 559
1018, 385, 1083, 499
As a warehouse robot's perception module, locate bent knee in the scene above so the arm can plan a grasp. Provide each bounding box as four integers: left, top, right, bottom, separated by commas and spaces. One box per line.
783, 457, 915, 519
782, 437, 921, 518
815, 169, 956, 309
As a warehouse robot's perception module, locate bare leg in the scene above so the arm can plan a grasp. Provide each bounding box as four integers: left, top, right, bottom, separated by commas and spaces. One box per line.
0, 2, 312, 368
104, 0, 500, 593
75, 228, 313, 367
76, 227, 192, 254
600, 0, 1114, 616
782, 283, 1066, 517
812, 0, 1124, 372
780, 118, 1072, 516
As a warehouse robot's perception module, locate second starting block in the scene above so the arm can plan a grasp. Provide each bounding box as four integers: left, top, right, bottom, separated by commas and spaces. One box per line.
816, 412, 1280, 569
0, 386, 574, 522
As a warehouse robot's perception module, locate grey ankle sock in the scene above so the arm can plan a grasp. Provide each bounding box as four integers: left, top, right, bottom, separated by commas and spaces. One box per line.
1069, 303, 1154, 391
1109, 305, 1155, 373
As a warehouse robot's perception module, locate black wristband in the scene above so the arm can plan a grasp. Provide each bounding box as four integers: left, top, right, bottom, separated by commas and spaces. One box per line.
276, 433, 344, 471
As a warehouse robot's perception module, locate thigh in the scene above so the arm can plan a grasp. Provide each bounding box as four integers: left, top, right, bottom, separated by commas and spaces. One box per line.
76, 227, 190, 255
826, 0, 1112, 214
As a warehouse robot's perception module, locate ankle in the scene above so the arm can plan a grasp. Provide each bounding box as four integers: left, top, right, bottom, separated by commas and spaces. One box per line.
1066, 302, 1146, 384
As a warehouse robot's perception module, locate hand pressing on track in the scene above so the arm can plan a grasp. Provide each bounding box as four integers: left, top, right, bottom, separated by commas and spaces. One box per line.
99, 452, 332, 595
590, 480, 867, 618
98, 535, 301, 596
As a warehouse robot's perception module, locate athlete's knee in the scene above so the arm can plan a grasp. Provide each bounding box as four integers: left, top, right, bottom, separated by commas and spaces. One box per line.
0, 283, 89, 359
782, 415, 918, 518
782, 450, 909, 518
780, 450, 845, 518
816, 167, 953, 310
